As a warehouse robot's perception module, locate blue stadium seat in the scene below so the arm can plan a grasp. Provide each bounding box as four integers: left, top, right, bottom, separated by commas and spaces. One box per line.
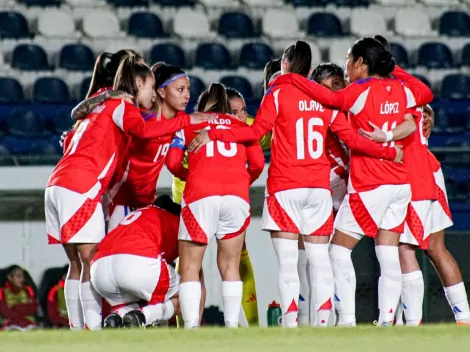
80, 76, 92, 100
331, 0, 369, 6
188, 76, 206, 103
52, 110, 74, 134
12, 44, 49, 71
21, 0, 61, 5
466, 108, 470, 131
289, 0, 328, 6
107, 0, 149, 6
128, 12, 164, 38
0, 12, 29, 39
7, 109, 47, 136
307, 12, 343, 37
0, 144, 13, 166
150, 43, 186, 68
152, 0, 195, 5
412, 74, 431, 88
239, 43, 274, 70
195, 43, 231, 70
461, 43, 470, 67
431, 107, 449, 134
417, 42, 453, 69
0, 78, 24, 103
218, 12, 255, 39
220, 76, 253, 99
441, 74, 470, 100
34, 77, 70, 103
59, 44, 95, 71
390, 43, 409, 68
440, 11, 470, 37
2, 136, 56, 156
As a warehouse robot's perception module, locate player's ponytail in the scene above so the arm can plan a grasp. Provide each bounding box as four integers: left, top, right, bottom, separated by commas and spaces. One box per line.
350, 37, 395, 78
196, 82, 231, 114
282, 41, 312, 77
263, 58, 281, 92
113, 55, 152, 98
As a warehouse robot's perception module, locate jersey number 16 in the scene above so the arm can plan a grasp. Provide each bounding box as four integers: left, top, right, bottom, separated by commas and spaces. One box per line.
296, 117, 324, 160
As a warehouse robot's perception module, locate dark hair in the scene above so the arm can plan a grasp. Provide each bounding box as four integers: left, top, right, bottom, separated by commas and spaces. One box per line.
263, 58, 281, 92
87, 49, 142, 98
153, 62, 186, 90
113, 56, 152, 98
196, 83, 231, 114
282, 41, 311, 77
373, 35, 391, 53
154, 195, 181, 216
226, 87, 244, 101
350, 37, 395, 77
312, 63, 344, 84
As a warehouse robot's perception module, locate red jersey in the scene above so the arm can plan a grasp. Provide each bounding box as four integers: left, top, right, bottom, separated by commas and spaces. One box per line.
108, 111, 182, 209
166, 114, 265, 203
427, 149, 441, 173
326, 131, 349, 181
274, 70, 433, 192
207, 78, 397, 195
92, 206, 179, 263
47, 99, 191, 198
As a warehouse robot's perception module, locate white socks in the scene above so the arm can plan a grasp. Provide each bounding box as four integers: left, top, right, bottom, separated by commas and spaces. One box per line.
272, 238, 299, 328
375, 245, 402, 326
329, 244, 356, 326
305, 242, 334, 327
64, 279, 84, 330
142, 300, 175, 325
114, 303, 139, 318
180, 281, 202, 329
444, 282, 470, 323
402, 271, 424, 326
222, 281, 243, 328
297, 249, 310, 326
79, 281, 103, 330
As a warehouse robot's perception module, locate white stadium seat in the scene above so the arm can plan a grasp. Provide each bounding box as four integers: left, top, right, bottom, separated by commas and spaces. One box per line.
350, 9, 392, 37
172, 8, 215, 39
262, 9, 303, 40
241, 0, 284, 8
82, 10, 124, 39
328, 39, 351, 67
199, 0, 240, 9
37, 9, 80, 39
418, 0, 460, 6
394, 9, 437, 37
65, 0, 107, 7
374, 0, 412, 5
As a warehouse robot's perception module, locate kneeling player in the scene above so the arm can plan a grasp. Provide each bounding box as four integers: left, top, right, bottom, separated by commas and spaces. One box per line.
90, 196, 181, 328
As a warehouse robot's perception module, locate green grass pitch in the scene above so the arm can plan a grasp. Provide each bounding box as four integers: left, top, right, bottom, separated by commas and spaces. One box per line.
0, 325, 468, 352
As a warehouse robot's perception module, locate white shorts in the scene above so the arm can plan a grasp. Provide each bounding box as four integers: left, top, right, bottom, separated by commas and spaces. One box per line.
179, 195, 250, 245
107, 205, 137, 233
331, 171, 347, 212
45, 186, 105, 244
261, 188, 333, 236
90, 254, 179, 306
335, 184, 411, 239
431, 168, 453, 233
400, 200, 433, 249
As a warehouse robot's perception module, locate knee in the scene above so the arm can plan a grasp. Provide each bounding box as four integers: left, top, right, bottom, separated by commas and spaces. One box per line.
424, 244, 446, 262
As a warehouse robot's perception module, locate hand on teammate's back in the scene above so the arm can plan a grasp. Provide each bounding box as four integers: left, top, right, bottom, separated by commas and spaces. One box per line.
107, 90, 134, 104
358, 121, 387, 142
189, 112, 217, 124
188, 129, 210, 153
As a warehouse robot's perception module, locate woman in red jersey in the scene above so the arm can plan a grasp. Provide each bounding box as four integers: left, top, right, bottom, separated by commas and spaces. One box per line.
45, 55, 212, 331
188, 41, 403, 328
166, 83, 264, 328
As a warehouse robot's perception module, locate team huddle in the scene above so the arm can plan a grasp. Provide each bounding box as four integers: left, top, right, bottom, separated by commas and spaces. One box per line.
44, 34, 470, 330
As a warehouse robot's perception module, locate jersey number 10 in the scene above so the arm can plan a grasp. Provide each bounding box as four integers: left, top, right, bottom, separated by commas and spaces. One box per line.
296, 117, 324, 160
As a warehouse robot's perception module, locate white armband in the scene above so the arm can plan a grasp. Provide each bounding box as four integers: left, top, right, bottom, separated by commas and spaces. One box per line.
385, 130, 394, 142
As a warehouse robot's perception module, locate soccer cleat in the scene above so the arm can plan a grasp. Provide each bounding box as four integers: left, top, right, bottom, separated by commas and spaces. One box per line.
103, 313, 123, 329
123, 310, 146, 328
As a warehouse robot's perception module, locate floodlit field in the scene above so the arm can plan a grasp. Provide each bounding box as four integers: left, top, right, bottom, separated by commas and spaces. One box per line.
0, 325, 468, 352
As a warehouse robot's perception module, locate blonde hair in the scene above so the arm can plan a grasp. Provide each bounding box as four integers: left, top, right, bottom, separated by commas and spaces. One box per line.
196, 83, 231, 113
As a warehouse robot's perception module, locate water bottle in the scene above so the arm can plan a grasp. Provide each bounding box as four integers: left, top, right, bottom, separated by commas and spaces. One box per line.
267, 301, 282, 327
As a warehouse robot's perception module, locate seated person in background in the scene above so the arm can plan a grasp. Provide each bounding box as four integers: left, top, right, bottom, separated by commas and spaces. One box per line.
0, 265, 37, 331
47, 273, 69, 328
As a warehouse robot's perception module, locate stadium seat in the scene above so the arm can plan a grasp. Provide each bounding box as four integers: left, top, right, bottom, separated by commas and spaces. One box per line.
128, 12, 165, 38
430, 107, 449, 134
21, 0, 61, 5
218, 12, 255, 39
79, 76, 92, 99
289, 0, 329, 6
417, 43, 453, 69
239, 43, 274, 70
375, 0, 408, 5
106, 0, 149, 5
7, 109, 47, 136
262, 9, 302, 39
37, 9, 78, 39
0, 78, 24, 103
413, 74, 431, 88
153, 0, 195, 5
220, 76, 253, 99
242, 0, 284, 7
441, 74, 470, 100
195, 43, 231, 70
307, 13, 343, 37
332, 0, 370, 6
37, 265, 69, 327
419, 0, 460, 5
82, 10, 122, 39
150, 43, 186, 68
462, 43, 470, 67
394, 9, 437, 37
350, 9, 388, 37
0, 144, 13, 166
0, 11, 30, 38
172, 9, 213, 39
440, 12, 470, 37
328, 40, 351, 66
188, 75, 206, 103
59, 44, 95, 71
34, 77, 70, 103
12, 44, 49, 71
52, 110, 74, 134
199, 0, 239, 8
390, 43, 409, 68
